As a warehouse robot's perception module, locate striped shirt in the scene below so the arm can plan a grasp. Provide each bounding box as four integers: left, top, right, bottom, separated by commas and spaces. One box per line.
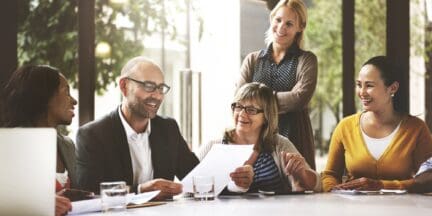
249, 152, 284, 192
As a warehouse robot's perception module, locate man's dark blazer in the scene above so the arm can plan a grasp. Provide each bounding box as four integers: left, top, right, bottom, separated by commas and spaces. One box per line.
75, 108, 199, 193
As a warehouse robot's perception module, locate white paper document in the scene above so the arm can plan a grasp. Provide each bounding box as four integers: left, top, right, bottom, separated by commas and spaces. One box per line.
70, 198, 101, 215
128, 190, 160, 205
69, 190, 160, 215
182, 144, 254, 195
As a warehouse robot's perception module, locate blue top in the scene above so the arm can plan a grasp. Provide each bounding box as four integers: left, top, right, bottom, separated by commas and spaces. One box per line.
249, 152, 284, 192
252, 43, 301, 138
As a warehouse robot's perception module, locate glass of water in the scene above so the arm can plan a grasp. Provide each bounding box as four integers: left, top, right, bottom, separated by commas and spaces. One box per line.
193, 176, 215, 201
100, 181, 128, 213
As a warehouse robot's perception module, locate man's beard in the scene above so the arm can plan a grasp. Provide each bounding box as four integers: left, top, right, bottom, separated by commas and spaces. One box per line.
128, 97, 161, 119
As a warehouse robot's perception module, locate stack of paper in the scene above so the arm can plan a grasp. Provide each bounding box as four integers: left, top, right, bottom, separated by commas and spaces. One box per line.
69, 190, 160, 215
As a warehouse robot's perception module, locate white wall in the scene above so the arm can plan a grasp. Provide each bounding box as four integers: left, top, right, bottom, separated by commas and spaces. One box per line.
190, 0, 241, 150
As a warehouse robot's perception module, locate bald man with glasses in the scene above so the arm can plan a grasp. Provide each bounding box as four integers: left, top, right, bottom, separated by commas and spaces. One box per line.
76, 56, 199, 200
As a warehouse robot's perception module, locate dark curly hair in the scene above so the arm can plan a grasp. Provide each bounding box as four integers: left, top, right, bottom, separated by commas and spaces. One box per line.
0, 65, 61, 127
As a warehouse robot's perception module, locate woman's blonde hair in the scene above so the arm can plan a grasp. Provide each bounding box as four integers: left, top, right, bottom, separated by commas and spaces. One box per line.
225, 82, 279, 153
265, 0, 308, 48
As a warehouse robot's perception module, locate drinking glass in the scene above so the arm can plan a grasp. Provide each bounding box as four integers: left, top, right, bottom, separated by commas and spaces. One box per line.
193, 176, 215, 201
100, 181, 128, 213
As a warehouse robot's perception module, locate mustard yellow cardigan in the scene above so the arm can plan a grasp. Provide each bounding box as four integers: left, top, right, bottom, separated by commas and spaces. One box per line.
322, 112, 432, 192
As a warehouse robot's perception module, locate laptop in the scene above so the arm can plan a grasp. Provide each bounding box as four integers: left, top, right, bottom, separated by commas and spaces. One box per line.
0, 128, 57, 216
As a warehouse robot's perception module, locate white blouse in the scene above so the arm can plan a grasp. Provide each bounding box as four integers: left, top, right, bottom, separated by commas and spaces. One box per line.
362, 122, 401, 160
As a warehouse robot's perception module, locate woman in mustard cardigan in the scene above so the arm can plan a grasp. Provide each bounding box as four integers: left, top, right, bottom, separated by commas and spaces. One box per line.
321, 56, 432, 192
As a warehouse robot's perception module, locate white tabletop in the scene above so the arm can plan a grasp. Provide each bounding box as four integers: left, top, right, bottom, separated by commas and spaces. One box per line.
80, 193, 432, 216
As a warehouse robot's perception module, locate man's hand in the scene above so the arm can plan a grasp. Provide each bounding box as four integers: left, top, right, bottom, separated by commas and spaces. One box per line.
230, 165, 254, 189
55, 195, 71, 216
333, 177, 383, 191
139, 178, 183, 200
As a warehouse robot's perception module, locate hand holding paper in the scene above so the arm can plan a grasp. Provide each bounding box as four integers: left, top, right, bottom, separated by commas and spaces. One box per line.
230, 165, 254, 189
182, 144, 254, 195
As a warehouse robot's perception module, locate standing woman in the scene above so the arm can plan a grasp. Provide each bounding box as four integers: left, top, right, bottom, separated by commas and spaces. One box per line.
237, 0, 317, 169
321, 56, 432, 192
1, 65, 78, 216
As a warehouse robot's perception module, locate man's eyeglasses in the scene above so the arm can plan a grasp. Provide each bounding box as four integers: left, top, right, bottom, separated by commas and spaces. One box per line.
126, 77, 171, 94
231, 103, 264, 115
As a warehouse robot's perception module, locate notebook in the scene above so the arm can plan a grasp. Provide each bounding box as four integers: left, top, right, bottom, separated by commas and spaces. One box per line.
0, 128, 57, 216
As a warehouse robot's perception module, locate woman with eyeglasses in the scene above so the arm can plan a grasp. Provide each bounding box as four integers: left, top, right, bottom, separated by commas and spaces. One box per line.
197, 82, 320, 193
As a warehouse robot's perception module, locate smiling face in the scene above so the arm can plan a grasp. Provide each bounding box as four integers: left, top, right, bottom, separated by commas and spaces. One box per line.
356, 64, 398, 113
46, 74, 77, 126
123, 62, 165, 119
271, 6, 302, 48
233, 100, 266, 136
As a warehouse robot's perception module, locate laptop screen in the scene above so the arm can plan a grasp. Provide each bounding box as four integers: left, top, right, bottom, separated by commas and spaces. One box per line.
0, 128, 56, 216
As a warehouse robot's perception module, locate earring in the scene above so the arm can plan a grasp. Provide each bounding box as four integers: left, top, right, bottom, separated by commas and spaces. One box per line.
391, 93, 395, 97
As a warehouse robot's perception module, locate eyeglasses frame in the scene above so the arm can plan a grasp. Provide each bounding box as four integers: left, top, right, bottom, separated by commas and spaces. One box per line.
231, 102, 264, 115
125, 77, 171, 94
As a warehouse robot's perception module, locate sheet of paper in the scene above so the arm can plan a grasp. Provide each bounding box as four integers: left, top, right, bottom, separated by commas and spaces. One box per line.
70, 199, 101, 215
69, 190, 160, 215
182, 144, 254, 195
128, 190, 160, 205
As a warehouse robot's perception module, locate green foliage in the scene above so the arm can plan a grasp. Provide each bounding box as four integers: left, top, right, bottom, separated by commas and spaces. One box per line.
18, 0, 78, 86
17, 0, 186, 94
306, 0, 342, 122
354, 0, 386, 74
354, 0, 387, 111
306, 0, 387, 121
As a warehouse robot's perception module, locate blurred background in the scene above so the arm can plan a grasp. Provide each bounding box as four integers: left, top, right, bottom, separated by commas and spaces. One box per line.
1, 0, 431, 172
